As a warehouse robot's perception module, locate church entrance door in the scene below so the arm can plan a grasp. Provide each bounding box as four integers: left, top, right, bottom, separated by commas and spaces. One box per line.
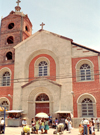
35, 93, 49, 115
36, 103, 49, 114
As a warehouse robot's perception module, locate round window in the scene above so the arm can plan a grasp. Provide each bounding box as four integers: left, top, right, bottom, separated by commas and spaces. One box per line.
8, 23, 14, 29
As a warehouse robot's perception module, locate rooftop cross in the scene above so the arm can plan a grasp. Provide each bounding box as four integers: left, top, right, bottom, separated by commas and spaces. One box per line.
16, 0, 21, 6
40, 22, 45, 30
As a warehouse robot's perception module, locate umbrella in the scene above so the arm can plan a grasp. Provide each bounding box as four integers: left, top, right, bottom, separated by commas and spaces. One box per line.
35, 112, 49, 118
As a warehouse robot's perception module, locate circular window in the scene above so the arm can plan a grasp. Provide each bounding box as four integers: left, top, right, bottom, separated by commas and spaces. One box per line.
8, 23, 14, 29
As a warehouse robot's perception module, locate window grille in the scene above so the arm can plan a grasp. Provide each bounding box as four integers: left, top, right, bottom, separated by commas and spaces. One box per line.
36, 93, 49, 101
82, 98, 93, 117
38, 61, 48, 76
2, 72, 10, 86
80, 64, 91, 81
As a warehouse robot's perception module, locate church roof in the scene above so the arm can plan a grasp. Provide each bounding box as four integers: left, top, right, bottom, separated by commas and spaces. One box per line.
72, 41, 100, 54
14, 29, 73, 49
14, 29, 100, 54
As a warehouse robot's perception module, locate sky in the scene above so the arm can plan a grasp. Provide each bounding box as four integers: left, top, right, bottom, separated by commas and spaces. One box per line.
0, 0, 100, 51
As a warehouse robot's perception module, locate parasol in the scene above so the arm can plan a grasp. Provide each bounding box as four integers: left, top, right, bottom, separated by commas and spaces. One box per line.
35, 112, 49, 118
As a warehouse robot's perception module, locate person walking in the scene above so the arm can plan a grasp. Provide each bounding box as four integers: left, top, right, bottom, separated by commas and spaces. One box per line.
95, 118, 99, 132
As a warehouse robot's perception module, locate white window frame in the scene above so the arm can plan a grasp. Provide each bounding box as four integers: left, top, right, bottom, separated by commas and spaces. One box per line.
2, 72, 10, 86
38, 61, 48, 77
80, 64, 91, 81
82, 98, 93, 117
76, 59, 94, 82
34, 57, 50, 77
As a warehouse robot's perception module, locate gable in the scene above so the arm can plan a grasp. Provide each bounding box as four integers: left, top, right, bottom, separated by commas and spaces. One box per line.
72, 42, 99, 58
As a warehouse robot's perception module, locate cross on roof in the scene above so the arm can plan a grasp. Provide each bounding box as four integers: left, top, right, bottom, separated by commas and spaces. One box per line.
40, 22, 45, 30
16, 0, 21, 6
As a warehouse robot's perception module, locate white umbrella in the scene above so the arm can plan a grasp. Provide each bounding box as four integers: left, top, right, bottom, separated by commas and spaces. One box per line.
35, 112, 49, 118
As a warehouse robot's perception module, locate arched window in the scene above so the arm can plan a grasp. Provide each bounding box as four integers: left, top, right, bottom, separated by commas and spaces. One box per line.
36, 93, 49, 101
82, 98, 93, 117
6, 52, 12, 60
80, 64, 91, 81
38, 61, 48, 76
76, 60, 94, 82
7, 36, 14, 44
2, 72, 10, 86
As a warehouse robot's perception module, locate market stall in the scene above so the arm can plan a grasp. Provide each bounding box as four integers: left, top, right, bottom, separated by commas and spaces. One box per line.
55, 111, 73, 123
6, 110, 23, 127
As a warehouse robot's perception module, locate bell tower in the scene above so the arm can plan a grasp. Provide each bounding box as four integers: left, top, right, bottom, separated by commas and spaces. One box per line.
0, 0, 32, 64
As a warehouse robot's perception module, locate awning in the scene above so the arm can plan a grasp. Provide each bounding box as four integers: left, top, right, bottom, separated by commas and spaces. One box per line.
6, 110, 24, 113
55, 111, 72, 114
55, 110, 73, 118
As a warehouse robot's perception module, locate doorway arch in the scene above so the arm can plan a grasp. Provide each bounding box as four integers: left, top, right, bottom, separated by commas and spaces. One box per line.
35, 93, 49, 114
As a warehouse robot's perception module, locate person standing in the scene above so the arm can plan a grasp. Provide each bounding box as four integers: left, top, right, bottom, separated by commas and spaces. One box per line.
91, 121, 95, 135
83, 118, 89, 135
31, 118, 36, 133
44, 118, 49, 134
41, 118, 44, 134
68, 118, 72, 133
64, 117, 68, 131
89, 120, 92, 134
35, 118, 39, 134
95, 118, 99, 131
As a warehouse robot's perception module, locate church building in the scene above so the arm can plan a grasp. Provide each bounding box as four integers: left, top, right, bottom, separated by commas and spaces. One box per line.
0, 1, 100, 126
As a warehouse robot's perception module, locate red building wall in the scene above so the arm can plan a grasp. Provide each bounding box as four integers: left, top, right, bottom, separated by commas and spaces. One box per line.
0, 64, 14, 110
72, 56, 100, 117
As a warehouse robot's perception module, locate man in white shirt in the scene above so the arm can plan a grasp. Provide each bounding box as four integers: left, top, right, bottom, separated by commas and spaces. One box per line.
1, 118, 4, 125
83, 119, 89, 135
22, 118, 27, 127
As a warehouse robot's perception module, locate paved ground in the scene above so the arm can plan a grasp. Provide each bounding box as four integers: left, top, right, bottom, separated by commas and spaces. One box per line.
3, 127, 100, 135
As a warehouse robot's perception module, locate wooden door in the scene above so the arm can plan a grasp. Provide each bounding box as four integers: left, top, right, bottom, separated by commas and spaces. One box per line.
36, 103, 49, 114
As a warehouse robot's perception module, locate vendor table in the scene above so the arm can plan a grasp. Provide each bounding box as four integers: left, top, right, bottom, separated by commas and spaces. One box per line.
7, 118, 22, 127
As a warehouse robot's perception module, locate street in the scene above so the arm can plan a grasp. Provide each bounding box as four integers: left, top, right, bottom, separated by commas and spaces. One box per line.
3, 127, 100, 135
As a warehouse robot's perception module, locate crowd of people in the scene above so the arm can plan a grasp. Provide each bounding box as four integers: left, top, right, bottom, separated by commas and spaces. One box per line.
21, 116, 100, 135
22, 117, 49, 134
21, 116, 73, 134
79, 117, 99, 135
